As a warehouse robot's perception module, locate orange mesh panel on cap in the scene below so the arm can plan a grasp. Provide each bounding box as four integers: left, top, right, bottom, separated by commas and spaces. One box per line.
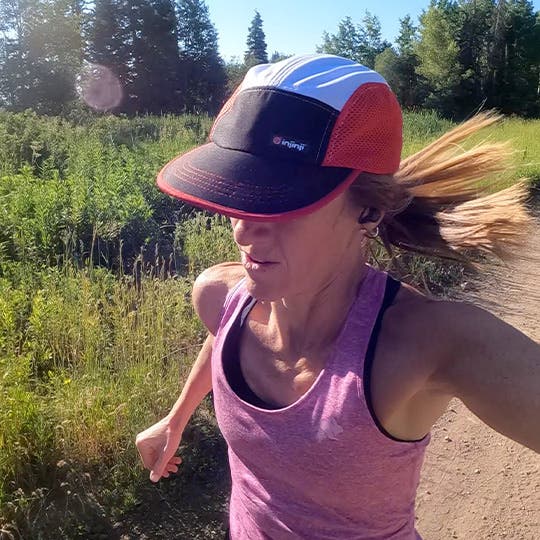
322, 83, 402, 174
209, 85, 242, 140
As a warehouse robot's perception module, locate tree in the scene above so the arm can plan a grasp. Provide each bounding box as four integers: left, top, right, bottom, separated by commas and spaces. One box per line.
416, 1, 461, 115
454, 0, 495, 114
362, 11, 392, 68
393, 14, 424, 108
0, 0, 27, 108
374, 47, 401, 92
225, 57, 248, 95
270, 51, 292, 63
490, 0, 539, 116
86, 0, 131, 110
318, 12, 390, 68
177, 0, 227, 113
318, 17, 363, 62
244, 10, 268, 66
0, 0, 83, 114
396, 14, 418, 57
127, 0, 180, 113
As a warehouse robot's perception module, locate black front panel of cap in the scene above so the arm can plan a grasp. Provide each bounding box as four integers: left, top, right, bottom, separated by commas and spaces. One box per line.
164, 144, 351, 214
212, 87, 338, 165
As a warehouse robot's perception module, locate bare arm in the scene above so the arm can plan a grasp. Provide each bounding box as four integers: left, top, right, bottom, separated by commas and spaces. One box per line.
135, 262, 245, 481
434, 303, 540, 453
135, 334, 213, 481
163, 334, 214, 432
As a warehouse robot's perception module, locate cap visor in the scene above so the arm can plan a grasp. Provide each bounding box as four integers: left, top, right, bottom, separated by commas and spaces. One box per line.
157, 143, 354, 222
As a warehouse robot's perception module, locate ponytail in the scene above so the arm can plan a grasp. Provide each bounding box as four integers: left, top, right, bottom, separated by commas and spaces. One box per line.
348, 112, 533, 265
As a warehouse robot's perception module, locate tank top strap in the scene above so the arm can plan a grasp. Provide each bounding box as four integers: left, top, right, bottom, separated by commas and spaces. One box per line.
329, 265, 389, 375
215, 277, 251, 342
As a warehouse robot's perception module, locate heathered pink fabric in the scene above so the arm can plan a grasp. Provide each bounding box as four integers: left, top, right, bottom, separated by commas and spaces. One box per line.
212, 265, 430, 539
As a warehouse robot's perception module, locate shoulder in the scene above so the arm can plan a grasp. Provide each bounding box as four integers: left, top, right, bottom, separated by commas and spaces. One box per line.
192, 262, 246, 335
381, 283, 496, 377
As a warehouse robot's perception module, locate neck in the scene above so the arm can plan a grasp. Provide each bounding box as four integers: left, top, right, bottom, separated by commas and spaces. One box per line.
260, 253, 369, 359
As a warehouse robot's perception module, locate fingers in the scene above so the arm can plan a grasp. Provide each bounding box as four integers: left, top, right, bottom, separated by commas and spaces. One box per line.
160, 462, 180, 478
150, 454, 183, 483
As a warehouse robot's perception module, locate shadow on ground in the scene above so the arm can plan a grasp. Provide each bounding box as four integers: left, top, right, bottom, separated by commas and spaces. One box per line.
0, 413, 229, 540
115, 413, 230, 540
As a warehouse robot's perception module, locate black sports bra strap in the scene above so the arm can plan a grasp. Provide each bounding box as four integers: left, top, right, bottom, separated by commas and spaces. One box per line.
362, 274, 426, 443
383, 275, 401, 309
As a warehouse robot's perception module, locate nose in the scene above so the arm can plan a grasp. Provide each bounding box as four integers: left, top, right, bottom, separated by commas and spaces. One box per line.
231, 218, 269, 246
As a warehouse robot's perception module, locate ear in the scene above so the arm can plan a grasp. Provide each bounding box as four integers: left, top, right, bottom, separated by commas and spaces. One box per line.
357, 208, 385, 239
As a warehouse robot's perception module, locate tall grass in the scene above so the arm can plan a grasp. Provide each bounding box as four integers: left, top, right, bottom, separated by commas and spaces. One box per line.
0, 110, 539, 538
0, 263, 207, 537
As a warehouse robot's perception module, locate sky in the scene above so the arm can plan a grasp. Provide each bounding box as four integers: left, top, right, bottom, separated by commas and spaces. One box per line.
206, 0, 540, 62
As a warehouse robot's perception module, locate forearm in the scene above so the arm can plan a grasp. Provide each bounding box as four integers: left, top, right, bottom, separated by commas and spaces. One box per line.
165, 333, 214, 433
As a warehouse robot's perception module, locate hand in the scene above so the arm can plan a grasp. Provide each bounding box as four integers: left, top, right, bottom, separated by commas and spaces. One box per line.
135, 417, 183, 482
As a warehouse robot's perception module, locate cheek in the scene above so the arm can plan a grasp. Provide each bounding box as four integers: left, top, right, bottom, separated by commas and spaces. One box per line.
280, 227, 339, 277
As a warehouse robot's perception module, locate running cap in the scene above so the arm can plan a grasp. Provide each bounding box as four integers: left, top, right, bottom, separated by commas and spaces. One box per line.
157, 53, 402, 221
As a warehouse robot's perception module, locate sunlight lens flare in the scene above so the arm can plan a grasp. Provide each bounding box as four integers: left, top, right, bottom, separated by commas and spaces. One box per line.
76, 63, 123, 111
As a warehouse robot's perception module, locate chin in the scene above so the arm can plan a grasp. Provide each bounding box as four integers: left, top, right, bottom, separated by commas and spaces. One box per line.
243, 274, 287, 302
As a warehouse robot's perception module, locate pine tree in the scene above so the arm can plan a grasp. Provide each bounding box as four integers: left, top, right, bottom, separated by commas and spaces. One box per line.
270, 52, 291, 63
394, 15, 424, 107
318, 13, 390, 68
317, 17, 364, 62
494, 0, 539, 116
374, 47, 401, 91
454, 0, 495, 114
128, 0, 180, 113
361, 12, 392, 68
86, 0, 131, 109
244, 10, 268, 66
177, 0, 227, 113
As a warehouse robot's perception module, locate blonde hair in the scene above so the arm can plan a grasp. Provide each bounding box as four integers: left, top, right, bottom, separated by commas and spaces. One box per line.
347, 112, 533, 265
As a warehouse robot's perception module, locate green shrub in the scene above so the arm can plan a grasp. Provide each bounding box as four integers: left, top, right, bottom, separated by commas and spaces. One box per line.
175, 213, 239, 276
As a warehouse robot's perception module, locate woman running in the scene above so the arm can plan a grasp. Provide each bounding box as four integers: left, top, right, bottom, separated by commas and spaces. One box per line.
136, 54, 540, 540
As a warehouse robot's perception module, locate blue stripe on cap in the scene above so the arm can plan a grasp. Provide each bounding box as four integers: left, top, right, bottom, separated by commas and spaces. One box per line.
240, 54, 388, 111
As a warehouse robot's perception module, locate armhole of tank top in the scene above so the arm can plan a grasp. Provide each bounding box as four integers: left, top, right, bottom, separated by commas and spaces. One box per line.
223, 296, 282, 410
216, 277, 246, 332
363, 275, 426, 444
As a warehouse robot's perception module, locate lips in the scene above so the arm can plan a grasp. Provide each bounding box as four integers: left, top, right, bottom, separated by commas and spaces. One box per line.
246, 253, 267, 264
241, 251, 278, 269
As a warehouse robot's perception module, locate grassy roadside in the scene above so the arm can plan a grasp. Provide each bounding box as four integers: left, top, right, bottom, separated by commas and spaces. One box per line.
0, 111, 539, 539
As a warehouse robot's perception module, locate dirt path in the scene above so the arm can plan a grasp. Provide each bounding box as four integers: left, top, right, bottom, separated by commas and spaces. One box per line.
415, 216, 540, 539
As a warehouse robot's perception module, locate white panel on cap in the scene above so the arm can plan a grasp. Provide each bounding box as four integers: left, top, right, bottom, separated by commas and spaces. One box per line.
239, 54, 388, 112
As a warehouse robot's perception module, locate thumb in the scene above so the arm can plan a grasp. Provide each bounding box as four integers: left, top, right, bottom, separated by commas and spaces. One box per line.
149, 438, 175, 483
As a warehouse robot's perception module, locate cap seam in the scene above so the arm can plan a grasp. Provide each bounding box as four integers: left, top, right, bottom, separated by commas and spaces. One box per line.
174, 166, 290, 202
180, 161, 292, 195
315, 115, 336, 162
237, 86, 339, 114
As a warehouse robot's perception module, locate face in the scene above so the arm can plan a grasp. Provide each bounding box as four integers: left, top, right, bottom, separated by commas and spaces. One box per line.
230, 193, 370, 301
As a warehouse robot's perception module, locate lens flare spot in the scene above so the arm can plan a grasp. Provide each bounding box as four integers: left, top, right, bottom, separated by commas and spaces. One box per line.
77, 63, 123, 111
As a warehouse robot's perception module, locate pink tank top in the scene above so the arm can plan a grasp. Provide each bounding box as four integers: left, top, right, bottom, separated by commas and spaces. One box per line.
212, 265, 430, 539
